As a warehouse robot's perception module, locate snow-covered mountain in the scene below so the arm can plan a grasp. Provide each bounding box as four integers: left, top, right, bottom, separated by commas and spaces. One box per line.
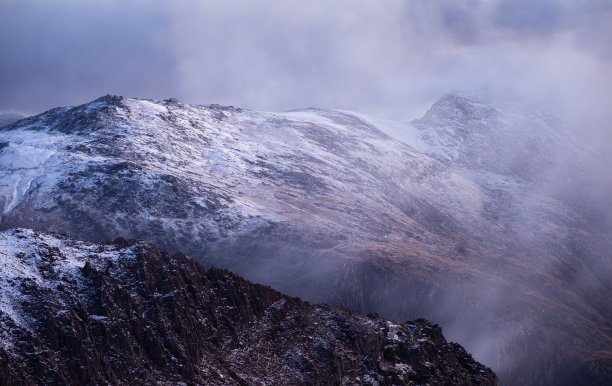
0, 94, 610, 385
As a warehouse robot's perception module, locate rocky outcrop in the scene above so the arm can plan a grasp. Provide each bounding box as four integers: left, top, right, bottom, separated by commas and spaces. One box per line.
0, 229, 497, 385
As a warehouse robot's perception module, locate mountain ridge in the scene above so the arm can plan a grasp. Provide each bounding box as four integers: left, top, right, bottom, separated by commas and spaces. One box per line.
0, 94, 610, 385
0, 228, 497, 385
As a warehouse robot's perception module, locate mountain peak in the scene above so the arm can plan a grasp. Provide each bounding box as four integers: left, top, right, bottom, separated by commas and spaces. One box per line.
92, 94, 124, 105
419, 93, 499, 124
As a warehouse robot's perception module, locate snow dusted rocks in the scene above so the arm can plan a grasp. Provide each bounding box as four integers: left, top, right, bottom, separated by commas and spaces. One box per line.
0, 229, 497, 385
0, 94, 611, 384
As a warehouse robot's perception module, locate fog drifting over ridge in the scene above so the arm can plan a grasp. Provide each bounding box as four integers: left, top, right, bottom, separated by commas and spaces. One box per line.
1, 1, 611, 280
2, 0, 611, 253
1, 0, 611, 125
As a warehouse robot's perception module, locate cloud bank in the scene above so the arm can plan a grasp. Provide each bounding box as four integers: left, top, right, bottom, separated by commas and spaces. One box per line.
1, 0, 611, 121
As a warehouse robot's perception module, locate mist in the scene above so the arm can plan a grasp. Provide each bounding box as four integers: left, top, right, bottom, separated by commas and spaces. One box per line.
1, 1, 611, 121
1, 1, 611, 384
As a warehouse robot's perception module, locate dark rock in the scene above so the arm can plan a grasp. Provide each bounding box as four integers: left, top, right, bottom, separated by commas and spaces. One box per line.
0, 229, 497, 385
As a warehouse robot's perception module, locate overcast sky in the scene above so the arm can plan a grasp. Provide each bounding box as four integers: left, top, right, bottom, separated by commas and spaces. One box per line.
1, 0, 611, 120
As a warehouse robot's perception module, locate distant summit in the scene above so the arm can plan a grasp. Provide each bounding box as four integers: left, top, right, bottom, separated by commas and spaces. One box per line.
418, 93, 499, 123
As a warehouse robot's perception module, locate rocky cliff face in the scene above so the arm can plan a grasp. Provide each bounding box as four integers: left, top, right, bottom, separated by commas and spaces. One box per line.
0, 94, 610, 385
0, 229, 497, 385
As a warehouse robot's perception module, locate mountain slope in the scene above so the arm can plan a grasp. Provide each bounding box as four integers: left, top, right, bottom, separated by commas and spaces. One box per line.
0, 95, 610, 385
0, 228, 497, 385
0, 95, 490, 312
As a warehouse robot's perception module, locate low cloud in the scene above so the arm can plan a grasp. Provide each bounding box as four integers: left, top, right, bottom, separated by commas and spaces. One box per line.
0, 0, 611, 122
